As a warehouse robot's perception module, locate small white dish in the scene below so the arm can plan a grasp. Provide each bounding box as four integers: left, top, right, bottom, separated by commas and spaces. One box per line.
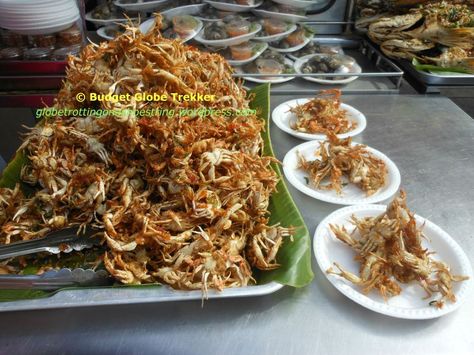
252, 8, 308, 23
235, 57, 295, 84
114, 0, 171, 12
294, 54, 361, 84
254, 23, 297, 43
97, 25, 117, 40
268, 35, 311, 53
272, 98, 366, 141
314, 204, 473, 319
194, 23, 261, 47
204, 0, 263, 13
140, 16, 203, 43
282, 140, 401, 205
227, 42, 268, 66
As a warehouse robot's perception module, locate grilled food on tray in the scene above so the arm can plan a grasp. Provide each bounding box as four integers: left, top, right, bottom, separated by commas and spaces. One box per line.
359, 1, 474, 73
290, 89, 356, 135
298, 133, 387, 196
327, 190, 469, 308
0, 16, 293, 292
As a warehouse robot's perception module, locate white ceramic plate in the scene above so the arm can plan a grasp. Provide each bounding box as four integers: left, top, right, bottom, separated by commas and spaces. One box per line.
140, 16, 203, 42
283, 140, 401, 205
204, 0, 263, 12
235, 57, 295, 84
314, 204, 473, 319
272, 98, 366, 141
269, 35, 311, 53
271, 0, 326, 8
194, 23, 261, 47
254, 23, 296, 43
227, 42, 268, 66
114, 0, 171, 12
252, 8, 307, 23
294, 54, 361, 84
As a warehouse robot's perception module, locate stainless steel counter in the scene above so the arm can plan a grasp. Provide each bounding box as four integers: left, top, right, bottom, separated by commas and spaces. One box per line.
0, 95, 473, 355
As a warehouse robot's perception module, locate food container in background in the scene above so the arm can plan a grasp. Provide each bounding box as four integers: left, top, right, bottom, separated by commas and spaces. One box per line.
0, 47, 23, 60
230, 42, 254, 60
263, 19, 288, 35
23, 47, 52, 61
31, 34, 57, 49
172, 16, 200, 36
286, 29, 306, 47
1, 31, 26, 47
57, 24, 83, 47
226, 19, 251, 37
256, 58, 283, 75
51, 45, 81, 61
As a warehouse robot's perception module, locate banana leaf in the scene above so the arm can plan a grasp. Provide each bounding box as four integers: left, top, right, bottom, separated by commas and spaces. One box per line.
0, 83, 314, 302
412, 58, 473, 75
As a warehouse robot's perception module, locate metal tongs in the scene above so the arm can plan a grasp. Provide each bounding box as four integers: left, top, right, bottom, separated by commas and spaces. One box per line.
0, 227, 101, 260
0, 228, 112, 290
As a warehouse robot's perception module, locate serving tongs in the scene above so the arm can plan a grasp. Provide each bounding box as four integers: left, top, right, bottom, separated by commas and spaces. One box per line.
0, 268, 112, 290
0, 228, 112, 290
0, 227, 102, 261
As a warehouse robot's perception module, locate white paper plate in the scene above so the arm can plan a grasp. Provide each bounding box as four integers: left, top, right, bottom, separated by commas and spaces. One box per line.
204, 0, 263, 12
314, 204, 473, 319
286, 44, 345, 61
272, 98, 366, 141
283, 140, 401, 205
97, 25, 119, 40
252, 8, 307, 23
294, 54, 361, 84
194, 23, 261, 47
2, 15, 79, 35
235, 57, 295, 84
0, 3, 76, 17
114, 0, 171, 12
271, 0, 327, 8
254, 23, 296, 43
228, 42, 268, 66
140, 17, 203, 42
161, 3, 207, 18
1, 11, 78, 28
269, 35, 311, 53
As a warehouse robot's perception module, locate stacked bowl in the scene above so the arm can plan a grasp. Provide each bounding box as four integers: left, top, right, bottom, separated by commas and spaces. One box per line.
0, 0, 80, 35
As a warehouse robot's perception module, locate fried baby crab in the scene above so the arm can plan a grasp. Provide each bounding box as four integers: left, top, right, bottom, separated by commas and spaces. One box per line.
0, 15, 295, 293
297, 133, 387, 196
289, 89, 356, 135
326, 191, 469, 308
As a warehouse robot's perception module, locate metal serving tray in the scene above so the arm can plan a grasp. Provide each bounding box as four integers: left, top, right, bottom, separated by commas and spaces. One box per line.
234, 35, 404, 94
398, 59, 474, 86
0, 282, 283, 312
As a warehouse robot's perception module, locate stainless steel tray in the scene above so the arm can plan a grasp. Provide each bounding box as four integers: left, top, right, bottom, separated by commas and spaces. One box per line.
0, 282, 283, 312
234, 35, 404, 94
398, 59, 474, 86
